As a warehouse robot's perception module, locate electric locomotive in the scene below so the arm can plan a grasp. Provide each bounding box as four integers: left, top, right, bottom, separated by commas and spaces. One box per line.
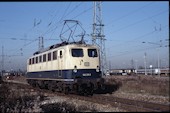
26, 41, 104, 95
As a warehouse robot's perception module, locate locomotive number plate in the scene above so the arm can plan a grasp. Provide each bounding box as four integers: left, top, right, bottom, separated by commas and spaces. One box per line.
83, 73, 91, 76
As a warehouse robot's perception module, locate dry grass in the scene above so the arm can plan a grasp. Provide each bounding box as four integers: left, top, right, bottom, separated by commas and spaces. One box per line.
0, 83, 44, 112
104, 75, 169, 96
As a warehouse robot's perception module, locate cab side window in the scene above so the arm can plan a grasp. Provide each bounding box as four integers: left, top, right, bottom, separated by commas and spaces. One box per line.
60, 51, 63, 58
88, 49, 98, 57
71, 49, 83, 57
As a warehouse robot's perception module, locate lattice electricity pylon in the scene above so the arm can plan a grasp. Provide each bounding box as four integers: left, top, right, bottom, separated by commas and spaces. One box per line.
59, 20, 86, 43
91, 2, 107, 76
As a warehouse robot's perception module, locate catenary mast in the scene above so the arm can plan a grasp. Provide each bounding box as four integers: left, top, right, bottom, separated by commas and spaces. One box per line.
91, 2, 107, 76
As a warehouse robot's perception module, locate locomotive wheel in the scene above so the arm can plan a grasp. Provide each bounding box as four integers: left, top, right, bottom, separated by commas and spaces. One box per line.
88, 83, 94, 96
100, 84, 106, 91
57, 82, 63, 93
83, 89, 88, 96
63, 87, 69, 95
83, 84, 94, 96
77, 85, 84, 95
39, 81, 45, 89
31, 80, 36, 87
88, 87, 94, 96
48, 83, 55, 92
58, 86, 62, 93
78, 84, 93, 96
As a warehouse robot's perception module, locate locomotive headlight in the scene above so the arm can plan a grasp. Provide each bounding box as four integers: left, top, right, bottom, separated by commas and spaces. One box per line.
96, 65, 100, 72
73, 65, 77, 73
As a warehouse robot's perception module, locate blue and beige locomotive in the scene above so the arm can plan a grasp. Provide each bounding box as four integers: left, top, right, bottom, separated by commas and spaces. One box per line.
26, 41, 104, 95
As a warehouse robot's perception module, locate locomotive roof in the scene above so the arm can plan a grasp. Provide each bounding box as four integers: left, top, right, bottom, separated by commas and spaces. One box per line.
33, 41, 96, 56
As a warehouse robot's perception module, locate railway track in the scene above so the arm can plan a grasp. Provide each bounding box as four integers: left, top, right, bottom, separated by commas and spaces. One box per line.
65, 93, 169, 112
2, 80, 170, 112
92, 95, 170, 112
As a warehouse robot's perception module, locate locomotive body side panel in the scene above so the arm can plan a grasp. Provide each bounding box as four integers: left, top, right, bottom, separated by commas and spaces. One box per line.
26, 44, 101, 80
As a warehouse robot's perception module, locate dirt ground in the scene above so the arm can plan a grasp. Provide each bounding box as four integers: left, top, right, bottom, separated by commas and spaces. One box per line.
103, 75, 169, 105
0, 75, 169, 112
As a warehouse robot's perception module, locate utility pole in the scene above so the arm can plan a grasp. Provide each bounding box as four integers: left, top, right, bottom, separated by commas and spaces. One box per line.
0, 45, 24, 75
91, 2, 107, 76
157, 48, 160, 77
135, 60, 138, 75
39, 36, 44, 51
131, 59, 134, 69
142, 40, 163, 77
144, 52, 147, 75
1, 46, 4, 76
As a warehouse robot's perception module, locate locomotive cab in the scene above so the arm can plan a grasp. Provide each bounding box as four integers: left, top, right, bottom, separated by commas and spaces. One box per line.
65, 44, 103, 93
66, 44, 101, 79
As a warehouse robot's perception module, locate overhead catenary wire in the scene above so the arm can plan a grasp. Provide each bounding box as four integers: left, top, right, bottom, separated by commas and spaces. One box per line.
10, 2, 73, 53
107, 9, 168, 35
108, 46, 164, 58
0, 4, 61, 56
105, 2, 155, 26
85, 2, 155, 37
27, 2, 91, 42
0, 2, 93, 58
47, 2, 83, 40
24, 2, 71, 42
107, 24, 168, 49
42, 4, 93, 40
19, 3, 93, 55
106, 25, 168, 59
40, 2, 74, 38
47, 2, 82, 28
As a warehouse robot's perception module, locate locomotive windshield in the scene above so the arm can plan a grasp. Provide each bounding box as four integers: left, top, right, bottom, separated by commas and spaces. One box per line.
71, 49, 83, 57
88, 49, 98, 57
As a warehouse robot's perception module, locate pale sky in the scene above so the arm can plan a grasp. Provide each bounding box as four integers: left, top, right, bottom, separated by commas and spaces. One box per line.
0, 1, 169, 71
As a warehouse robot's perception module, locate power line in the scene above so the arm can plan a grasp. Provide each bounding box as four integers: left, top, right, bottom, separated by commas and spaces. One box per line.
41, 4, 93, 39
107, 9, 168, 35
59, 2, 72, 23
108, 46, 159, 58
64, 2, 83, 19
71, 6, 93, 20
105, 2, 155, 26
0, 37, 35, 41
107, 24, 168, 49
11, 3, 91, 54
47, 2, 83, 40
38, 2, 72, 38
47, 2, 83, 28
47, 3, 62, 22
